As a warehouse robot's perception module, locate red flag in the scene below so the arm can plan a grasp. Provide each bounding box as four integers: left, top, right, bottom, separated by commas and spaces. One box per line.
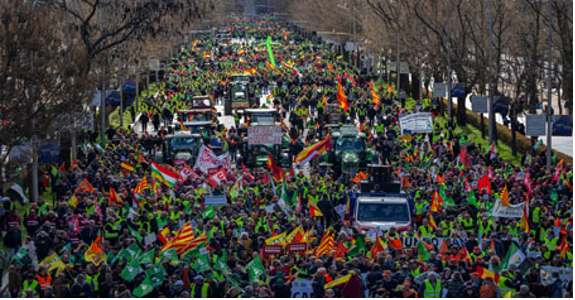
454, 246, 470, 262
267, 154, 284, 182
477, 174, 492, 194
343, 72, 357, 86
309, 203, 324, 217
334, 241, 348, 259
523, 171, 532, 195
459, 147, 471, 168
241, 162, 255, 181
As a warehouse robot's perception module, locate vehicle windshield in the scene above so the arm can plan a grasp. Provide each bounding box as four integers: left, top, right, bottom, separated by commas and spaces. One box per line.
336, 138, 363, 152
192, 98, 211, 107
188, 126, 210, 136
232, 75, 251, 82
180, 113, 211, 122
357, 202, 410, 222
170, 137, 200, 149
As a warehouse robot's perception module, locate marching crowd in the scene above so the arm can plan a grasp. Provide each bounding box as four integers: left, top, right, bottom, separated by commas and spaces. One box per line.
0, 16, 572, 298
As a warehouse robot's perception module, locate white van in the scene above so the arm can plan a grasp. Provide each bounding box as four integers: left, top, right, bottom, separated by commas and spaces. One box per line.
354, 195, 412, 232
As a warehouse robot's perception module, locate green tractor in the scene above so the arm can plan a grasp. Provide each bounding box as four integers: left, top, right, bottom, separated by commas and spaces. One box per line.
224, 74, 258, 115
154, 132, 204, 165
324, 125, 375, 176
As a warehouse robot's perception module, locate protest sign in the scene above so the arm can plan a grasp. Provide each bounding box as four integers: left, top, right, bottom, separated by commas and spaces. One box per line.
194, 145, 231, 173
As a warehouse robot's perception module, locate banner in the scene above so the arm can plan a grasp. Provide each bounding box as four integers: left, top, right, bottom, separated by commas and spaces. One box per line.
262, 245, 283, 255
401, 237, 468, 249
399, 113, 433, 134
540, 266, 572, 289
205, 195, 228, 207
207, 169, 227, 188
291, 279, 315, 298
286, 243, 307, 253
193, 145, 231, 173
490, 199, 524, 218
248, 126, 282, 145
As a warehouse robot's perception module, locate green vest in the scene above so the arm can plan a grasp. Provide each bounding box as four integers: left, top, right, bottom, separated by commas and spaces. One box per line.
499, 277, 514, 297
104, 222, 119, 239
459, 218, 475, 232
419, 225, 435, 238
415, 202, 426, 215
440, 221, 453, 237
424, 279, 442, 298
543, 236, 558, 251
532, 207, 542, 224
479, 220, 493, 235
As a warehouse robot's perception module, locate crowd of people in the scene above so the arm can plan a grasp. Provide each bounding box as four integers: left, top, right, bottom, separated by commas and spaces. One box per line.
0, 16, 572, 298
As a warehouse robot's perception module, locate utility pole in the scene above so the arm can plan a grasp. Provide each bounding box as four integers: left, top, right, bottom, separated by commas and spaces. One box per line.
396, 1, 401, 101
136, 60, 140, 111
488, 0, 494, 144
30, 0, 40, 203
352, 5, 357, 69
119, 52, 124, 128
446, 0, 453, 124
546, 0, 553, 168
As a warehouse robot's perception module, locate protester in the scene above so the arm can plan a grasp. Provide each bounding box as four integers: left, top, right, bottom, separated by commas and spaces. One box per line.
0, 16, 572, 298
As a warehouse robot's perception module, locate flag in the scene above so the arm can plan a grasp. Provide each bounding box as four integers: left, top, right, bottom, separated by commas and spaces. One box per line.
265, 232, 287, 246
84, 235, 106, 266
353, 171, 368, 183
489, 142, 498, 159
348, 236, 367, 256
388, 238, 403, 250
439, 240, 449, 256
137, 154, 148, 164
336, 75, 350, 111
467, 188, 478, 207
436, 174, 444, 184
558, 236, 569, 259
459, 147, 471, 168
267, 154, 284, 181
241, 162, 255, 181
316, 232, 335, 256
9, 181, 28, 203
502, 242, 525, 269
500, 185, 510, 207
430, 191, 441, 213
477, 174, 492, 194
202, 205, 216, 219
368, 81, 380, 108
418, 240, 431, 263
161, 222, 195, 251
523, 171, 532, 195
158, 226, 170, 245
121, 261, 144, 282
553, 159, 564, 182
324, 274, 351, 289
333, 241, 348, 259
229, 176, 243, 199
69, 158, 78, 170
343, 72, 357, 86
39, 253, 67, 276
137, 250, 155, 265
207, 169, 227, 188
159, 248, 178, 262
476, 265, 500, 283
121, 161, 135, 172
151, 160, 178, 188
76, 178, 95, 193
454, 246, 470, 262
109, 187, 124, 205
520, 195, 530, 234
181, 241, 208, 260
428, 212, 438, 231
133, 276, 154, 297
245, 255, 266, 282
309, 203, 323, 217
293, 135, 332, 166
68, 195, 78, 208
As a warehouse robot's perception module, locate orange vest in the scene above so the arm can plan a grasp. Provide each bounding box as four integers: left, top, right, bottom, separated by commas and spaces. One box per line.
480, 284, 496, 298
36, 274, 52, 290
325, 274, 333, 283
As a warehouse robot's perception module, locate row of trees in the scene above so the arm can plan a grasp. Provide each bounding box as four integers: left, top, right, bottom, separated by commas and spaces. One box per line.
276, 0, 573, 125
0, 0, 234, 192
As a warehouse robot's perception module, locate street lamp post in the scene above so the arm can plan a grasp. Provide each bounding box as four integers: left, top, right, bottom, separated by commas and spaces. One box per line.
546, 0, 553, 168
30, 0, 40, 203
488, 0, 494, 144
446, 0, 453, 125
100, 3, 108, 148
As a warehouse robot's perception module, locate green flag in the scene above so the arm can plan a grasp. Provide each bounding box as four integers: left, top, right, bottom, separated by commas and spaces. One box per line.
417, 241, 431, 263
59, 243, 72, 254
182, 242, 207, 260
129, 227, 143, 243
137, 250, 155, 265
159, 248, 178, 262
467, 189, 478, 207
133, 276, 154, 297
202, 205, 216, 219
121, 261, 143, 281
192, 254, 212, 273
348, 236, 366, 256
125, 243, 143, 261
145, 263, 167, 287
502, 242, 525, 270
244, 255, 266, 282
12, 248, 28, 264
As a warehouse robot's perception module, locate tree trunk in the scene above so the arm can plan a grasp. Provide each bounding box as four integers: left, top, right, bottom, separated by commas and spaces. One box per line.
457, 95, 467, 126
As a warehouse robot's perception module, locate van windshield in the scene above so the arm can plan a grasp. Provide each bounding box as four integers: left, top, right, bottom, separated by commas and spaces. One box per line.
357, 202, 410, 222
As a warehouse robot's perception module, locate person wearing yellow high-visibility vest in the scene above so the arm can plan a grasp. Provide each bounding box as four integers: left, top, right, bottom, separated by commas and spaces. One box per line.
191, 275, 212, 298
419, 272, 443, 298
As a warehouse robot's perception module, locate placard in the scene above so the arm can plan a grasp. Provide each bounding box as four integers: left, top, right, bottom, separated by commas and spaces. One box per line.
399, 113, 433, 134
193, 145, 231, 173
205, 195, 227, 207
248, 126, 282, 145
291, 279, 315, 298
490, 199, 524, 218
262, 245, 283, 255
286, 243, 308, 253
